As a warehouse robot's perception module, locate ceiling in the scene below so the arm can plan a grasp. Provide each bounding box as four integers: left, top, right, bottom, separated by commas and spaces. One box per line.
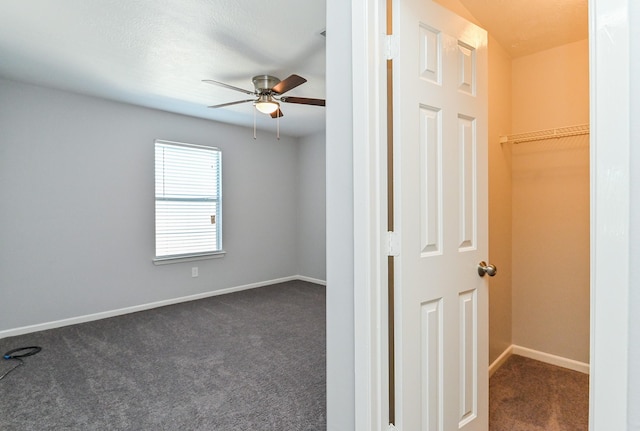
457, 0, 588, 58
0, 0, 327, 138
0, 1, 587, 137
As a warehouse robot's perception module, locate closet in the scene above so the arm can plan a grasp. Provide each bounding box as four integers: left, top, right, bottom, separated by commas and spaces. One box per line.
504, 39, 591, 368
431, 0, 592, 372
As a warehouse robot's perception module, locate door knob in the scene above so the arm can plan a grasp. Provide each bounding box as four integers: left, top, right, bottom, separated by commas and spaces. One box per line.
477, 261, 497, 277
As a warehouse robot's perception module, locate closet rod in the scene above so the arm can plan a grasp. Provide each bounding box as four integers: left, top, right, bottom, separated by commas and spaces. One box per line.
500, 124, 590, 145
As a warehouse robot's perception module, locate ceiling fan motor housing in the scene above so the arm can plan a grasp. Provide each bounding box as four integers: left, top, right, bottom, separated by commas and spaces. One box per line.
252, 75, 280, 93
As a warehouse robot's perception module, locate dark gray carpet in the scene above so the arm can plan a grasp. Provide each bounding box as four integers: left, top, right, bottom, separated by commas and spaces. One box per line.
0, 280, 326, 430
490, 355, 589, 431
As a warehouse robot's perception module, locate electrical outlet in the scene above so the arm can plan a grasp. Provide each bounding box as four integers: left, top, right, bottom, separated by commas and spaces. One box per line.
191, 267, 198, 278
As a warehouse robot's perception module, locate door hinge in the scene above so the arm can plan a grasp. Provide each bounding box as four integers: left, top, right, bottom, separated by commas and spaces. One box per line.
387, 231, 400, 256
384, 34, 399, 60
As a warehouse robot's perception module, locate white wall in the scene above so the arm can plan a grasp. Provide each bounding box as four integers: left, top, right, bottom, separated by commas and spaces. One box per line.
326, 0, 355, 429
298, 132, 326, 281
0, 78, 325, 334
628, 0, 640, 427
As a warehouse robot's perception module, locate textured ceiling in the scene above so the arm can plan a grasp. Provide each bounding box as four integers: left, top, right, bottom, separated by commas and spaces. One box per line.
0, 1, 587, 138
458, 0, 588, 58
0, 0, 326, 137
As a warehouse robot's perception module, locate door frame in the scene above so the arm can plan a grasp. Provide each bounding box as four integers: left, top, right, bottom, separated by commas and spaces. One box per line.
344, 0, 635, 430
588, 0, 633, 429
351, 0, 388, 429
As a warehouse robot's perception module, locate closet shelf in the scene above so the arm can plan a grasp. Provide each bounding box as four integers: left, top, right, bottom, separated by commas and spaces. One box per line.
500, 124, 590, 145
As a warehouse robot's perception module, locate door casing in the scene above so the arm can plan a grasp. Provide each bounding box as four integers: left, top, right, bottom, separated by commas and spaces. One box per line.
339, 0, 634, 430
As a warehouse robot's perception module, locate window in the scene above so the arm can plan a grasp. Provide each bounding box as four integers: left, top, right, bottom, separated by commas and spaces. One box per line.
154, 140, 222, 262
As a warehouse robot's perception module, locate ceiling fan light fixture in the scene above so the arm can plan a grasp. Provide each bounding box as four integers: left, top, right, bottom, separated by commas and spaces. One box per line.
255, 95, 279, 114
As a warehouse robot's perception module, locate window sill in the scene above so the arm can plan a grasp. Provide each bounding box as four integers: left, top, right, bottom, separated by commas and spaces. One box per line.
153, 251, 226, 265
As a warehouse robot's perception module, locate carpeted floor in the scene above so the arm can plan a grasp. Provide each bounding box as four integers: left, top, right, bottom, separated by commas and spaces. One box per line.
490, 355, 589, 431
0, 280, 326, 431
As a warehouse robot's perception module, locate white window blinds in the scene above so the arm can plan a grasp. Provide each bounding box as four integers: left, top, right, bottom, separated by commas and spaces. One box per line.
154, 140, 222, 260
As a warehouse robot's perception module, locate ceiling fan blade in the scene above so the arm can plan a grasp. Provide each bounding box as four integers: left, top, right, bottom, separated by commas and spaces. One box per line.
270, 108, 284, 119
272, 74, 307, 94
203, 79, 254, 95
281, 96, 326, 107
208, 99, 255, 109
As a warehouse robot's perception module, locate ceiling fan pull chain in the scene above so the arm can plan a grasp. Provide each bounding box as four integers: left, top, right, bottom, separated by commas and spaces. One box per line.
277, 113, 280, 140
253, 107, 257, 140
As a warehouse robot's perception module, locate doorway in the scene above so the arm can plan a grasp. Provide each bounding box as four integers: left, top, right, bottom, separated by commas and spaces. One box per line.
325, 0, 637, 429
489, 45, 591, 423
426, 0, 592, 428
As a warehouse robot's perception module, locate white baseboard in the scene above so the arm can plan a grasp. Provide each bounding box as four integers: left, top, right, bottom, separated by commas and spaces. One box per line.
489, 345, 514, 377
490, 344, 590, 375
296, 275, 327, 286
0, 275, 326, 340
512, 345, 590, 374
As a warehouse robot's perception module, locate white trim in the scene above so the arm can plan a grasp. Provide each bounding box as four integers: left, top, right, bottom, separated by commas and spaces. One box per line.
0, 275, 324, 340
152, 250, 226, 265
512, 345, 590, 375
589, 1, 631, 430
296, 275, 327, 286
489, 345, 590, 376
353, 0, 388, 429
488, 345, 513, 377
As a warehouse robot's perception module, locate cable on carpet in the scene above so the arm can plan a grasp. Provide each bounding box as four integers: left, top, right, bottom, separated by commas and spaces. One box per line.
0, 346, 42, 381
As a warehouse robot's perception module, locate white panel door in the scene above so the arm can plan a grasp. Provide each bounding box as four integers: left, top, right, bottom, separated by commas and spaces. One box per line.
393, 1, 489, 430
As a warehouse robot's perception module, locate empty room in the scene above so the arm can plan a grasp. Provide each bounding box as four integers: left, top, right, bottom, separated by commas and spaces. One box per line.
0, 1, 327, 429
3, 0, 639, 430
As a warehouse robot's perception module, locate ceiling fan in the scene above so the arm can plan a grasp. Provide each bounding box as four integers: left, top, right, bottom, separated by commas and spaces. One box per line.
203, 74, 325, 118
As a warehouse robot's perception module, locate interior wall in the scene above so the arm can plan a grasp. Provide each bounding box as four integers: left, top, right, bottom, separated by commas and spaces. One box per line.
0, 78, 323, 334
487, 36, 513, 364
326, 0, 355, 428
628, 0, 640, 422
297, 132, 327, 281
511, 40, 590, 133
511, 39, 590, 363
